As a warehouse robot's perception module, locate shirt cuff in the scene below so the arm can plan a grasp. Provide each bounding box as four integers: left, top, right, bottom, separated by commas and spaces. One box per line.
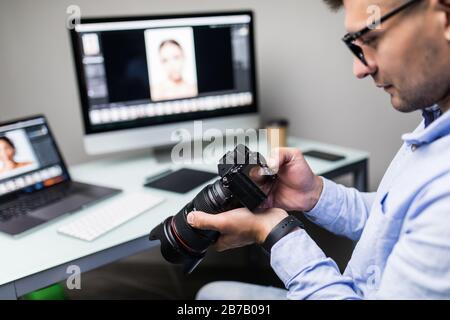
270, 228, 327, 286
304, 177, 340, 225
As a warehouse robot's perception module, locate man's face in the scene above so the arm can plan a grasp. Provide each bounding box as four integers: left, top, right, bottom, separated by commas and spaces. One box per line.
343, 0, 450, 112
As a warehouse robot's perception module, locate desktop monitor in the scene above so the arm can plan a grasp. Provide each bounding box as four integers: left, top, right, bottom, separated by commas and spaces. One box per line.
70, 11, 260, 155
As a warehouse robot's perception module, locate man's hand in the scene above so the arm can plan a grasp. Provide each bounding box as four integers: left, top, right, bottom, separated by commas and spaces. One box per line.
254, 148, 324, 212
185, 148, 320, 252
187, 208, 288, 252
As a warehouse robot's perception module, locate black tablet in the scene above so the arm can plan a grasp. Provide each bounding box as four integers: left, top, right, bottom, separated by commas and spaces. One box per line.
144, 168, 218, 194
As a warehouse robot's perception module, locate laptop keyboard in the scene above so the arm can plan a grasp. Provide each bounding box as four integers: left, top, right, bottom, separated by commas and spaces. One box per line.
0, 183, 75, 222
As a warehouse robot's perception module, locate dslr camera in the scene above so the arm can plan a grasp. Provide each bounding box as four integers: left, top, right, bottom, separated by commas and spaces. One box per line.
149, 145, 277, 274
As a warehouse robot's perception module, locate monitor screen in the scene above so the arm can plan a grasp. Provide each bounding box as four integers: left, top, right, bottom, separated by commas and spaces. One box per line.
0, 117, 69, 197
71, 12, 258, 135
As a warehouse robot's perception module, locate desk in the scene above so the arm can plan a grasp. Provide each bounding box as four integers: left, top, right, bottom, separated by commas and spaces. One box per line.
0, 138, 368, 299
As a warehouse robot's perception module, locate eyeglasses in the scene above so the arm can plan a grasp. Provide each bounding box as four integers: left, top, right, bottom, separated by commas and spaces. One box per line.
342, 0, 422, 66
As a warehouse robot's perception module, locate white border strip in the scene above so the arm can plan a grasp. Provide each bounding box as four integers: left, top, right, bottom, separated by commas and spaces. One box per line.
75, 15, 251, 33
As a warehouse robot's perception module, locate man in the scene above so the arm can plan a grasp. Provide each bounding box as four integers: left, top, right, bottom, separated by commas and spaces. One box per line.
190, 0, 450, 299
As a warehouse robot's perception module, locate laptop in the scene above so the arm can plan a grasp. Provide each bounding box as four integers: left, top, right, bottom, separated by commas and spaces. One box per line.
0, 115, 121, 235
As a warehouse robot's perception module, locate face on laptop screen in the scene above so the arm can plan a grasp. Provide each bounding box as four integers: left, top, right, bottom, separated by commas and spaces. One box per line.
0, 117, 68, 197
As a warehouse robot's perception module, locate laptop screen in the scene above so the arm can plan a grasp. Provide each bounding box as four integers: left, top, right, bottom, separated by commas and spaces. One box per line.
0, 116, 69, 197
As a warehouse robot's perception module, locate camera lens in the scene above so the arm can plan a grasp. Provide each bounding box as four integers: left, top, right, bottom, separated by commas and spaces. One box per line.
149, 179, 237, 273
149, 145, 277, 274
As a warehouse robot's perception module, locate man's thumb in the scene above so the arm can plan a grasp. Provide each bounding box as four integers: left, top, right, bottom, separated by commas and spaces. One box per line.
187, 211, 222, 231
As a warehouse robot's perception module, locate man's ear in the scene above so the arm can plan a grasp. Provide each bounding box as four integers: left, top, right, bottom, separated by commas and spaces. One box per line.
429, 0, 450, 42
435, 0, 450, 40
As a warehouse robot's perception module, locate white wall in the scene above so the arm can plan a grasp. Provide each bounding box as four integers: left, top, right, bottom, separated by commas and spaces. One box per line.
0, 0, 421, 191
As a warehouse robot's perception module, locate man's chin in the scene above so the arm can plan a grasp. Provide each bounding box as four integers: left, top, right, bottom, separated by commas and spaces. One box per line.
390, 95, 412, 113
390, 96, 418, 113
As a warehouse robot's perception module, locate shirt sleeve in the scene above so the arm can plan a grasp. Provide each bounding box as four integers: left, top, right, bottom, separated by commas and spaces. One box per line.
271, 173, 450, 300
270, 229, 362, 300
305, 177, 376, 241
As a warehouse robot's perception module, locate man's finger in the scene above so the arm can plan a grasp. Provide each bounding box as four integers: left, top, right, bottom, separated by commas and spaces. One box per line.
187, 211, 225, 231
249, 166, 266, 183
269, 147, 302, 171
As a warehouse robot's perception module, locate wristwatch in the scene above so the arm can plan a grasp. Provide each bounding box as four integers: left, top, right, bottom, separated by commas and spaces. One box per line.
262, 215, 304, 254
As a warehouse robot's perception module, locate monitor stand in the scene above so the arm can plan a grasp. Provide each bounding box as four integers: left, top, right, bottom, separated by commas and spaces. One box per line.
152, 144, 175, 164
151, 140, 215, 164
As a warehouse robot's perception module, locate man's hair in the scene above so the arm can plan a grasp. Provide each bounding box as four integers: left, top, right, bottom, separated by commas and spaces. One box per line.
323, 0, 344, 11
323, 0, 415, 12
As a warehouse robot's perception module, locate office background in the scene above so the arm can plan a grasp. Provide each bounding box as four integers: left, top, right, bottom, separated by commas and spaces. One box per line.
0, 0, 423, 299
0, 0, 421, 193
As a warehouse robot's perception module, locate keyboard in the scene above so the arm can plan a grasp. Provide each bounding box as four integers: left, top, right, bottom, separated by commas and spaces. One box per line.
0, 183, 77, 222
57, 192, 164, 241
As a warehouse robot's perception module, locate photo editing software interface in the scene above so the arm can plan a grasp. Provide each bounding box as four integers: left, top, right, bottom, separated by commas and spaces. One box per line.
0, 118, 67, 197
72, 13, 256, 133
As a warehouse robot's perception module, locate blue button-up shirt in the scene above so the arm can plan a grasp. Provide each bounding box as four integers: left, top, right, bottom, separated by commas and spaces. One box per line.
271, 106, 450, 299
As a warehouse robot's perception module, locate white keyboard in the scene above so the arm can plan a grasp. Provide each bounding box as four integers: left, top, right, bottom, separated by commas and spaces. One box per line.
58, 192, 164, 241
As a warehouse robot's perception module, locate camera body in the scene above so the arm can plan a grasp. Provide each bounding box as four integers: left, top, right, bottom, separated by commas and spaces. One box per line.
149, 145, 276, 274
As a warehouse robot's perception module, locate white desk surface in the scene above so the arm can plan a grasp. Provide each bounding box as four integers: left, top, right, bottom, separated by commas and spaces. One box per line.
0, 138, 368, 286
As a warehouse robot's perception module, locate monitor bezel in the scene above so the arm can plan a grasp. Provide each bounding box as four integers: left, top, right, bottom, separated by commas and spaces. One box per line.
69, 10, 259, 136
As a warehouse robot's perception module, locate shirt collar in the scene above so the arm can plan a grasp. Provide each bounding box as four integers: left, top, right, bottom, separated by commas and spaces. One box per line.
422, 105, 442, 128
402, 105, 450, 146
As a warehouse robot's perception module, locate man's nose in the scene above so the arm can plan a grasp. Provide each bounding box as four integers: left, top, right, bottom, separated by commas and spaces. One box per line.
353, 57, 377, 79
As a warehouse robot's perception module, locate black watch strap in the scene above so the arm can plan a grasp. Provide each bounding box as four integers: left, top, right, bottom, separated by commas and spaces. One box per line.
262, 216, 304, 254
